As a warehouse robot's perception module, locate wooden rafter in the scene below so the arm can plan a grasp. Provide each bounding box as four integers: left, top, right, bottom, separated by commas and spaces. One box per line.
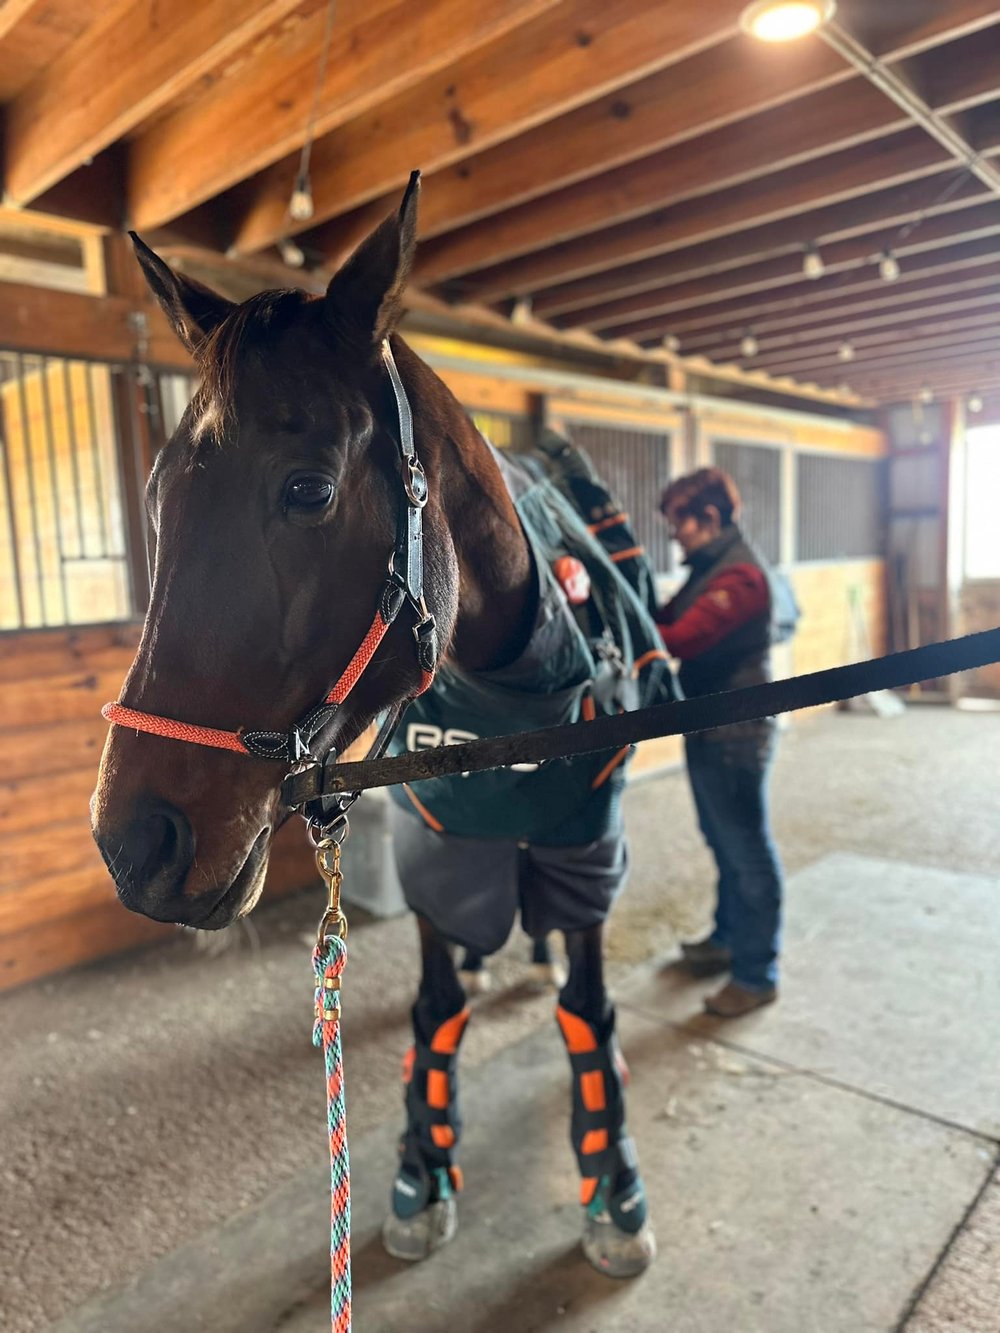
674, 269, 1000, 349
294, 30, 852, 267
555, 201, 1000, 333
705, 285, 1000, 362
126, 0, 563, 232
532, 176, 991, 320
231, 0, 756, 257
410, 47, 1000, 292
4, 0, 308, 207
601, 241, 1000, 343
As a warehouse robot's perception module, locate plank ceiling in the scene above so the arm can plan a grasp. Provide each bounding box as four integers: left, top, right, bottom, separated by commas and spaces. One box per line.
2, 0, 1000, 405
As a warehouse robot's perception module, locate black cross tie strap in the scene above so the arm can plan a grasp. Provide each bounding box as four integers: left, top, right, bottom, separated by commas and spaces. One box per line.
282, 627, 1000, 807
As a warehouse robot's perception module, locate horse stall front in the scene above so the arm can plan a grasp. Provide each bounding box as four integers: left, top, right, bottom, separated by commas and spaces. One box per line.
0, 291, 323, 990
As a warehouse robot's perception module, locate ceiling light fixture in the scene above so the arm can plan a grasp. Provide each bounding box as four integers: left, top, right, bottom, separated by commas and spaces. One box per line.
879, 250, 901, 282
662, 333, 681, 353
511, 295, 533, 325
287, 0, 337, 223
968, 392, 984, 414
740, 330, 759, 358
802, 242, 825, 279
740, 0, 836, 43
918, 385, 934, 405
837, 341, 855, 362
278, 237, 306, 268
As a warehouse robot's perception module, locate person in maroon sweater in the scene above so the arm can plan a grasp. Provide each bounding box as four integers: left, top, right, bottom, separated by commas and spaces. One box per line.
657, 468, 784, 1018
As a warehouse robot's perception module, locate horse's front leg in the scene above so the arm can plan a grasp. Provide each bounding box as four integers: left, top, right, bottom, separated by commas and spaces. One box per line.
382, 914, 470, 1262
557, 923, 656, 1277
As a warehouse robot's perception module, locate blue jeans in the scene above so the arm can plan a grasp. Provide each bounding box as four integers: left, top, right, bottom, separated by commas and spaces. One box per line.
684, 726, 783, 990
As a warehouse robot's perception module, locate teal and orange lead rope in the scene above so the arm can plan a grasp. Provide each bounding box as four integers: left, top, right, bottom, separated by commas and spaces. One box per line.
312, 827, 352, 1333
313, 933, 351, 1332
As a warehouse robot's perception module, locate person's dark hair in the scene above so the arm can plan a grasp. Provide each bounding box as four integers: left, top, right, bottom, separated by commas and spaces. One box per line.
659, 467, 741, 526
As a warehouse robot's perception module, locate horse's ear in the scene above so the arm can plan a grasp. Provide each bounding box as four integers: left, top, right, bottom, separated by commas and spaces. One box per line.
325, 170, 420, 347
129, 232, 235, 357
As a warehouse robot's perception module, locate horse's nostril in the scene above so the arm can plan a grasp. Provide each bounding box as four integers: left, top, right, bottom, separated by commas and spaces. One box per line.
98, 798, 195, 919
145, 810, 180, 875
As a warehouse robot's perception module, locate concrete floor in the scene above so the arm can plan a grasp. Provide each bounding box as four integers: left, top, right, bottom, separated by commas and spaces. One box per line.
2, 706, 998, 1331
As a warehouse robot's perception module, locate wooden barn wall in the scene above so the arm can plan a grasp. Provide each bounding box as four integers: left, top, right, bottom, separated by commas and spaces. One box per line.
0, 623, 320, 992
0, 321, 886, 993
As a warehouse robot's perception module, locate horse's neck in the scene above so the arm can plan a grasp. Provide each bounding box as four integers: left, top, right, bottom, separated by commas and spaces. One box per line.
400, 347, 535, 672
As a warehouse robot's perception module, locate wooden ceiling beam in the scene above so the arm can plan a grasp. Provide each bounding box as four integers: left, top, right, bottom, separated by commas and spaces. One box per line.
0, 0, 43, 43
233, 0, 762, 258
556, 200, 1000, 332
839, 0, 1000, 61
675, 272, 1000, 351
446, 130, 956, 305
412, 53, 1000, 293
752, 316, 1000, 377
4, 0, 307, 207
707, 286, 1000, 363
860, 373, 1000, 404
296, 29, 853, 270
602, 247, 1000, 345
126, 0, 560, 233
533, 175, 990, 320
413, 79, 915, 288
807, 338, 1000, 386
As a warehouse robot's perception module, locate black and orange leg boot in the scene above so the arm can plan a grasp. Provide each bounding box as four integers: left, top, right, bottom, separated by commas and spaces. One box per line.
556, 1003, 656, 1277
382, 1005, 470, 1262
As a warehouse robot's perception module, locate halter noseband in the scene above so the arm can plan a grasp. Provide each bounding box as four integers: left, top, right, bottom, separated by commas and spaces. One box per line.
102, 340, 438, 809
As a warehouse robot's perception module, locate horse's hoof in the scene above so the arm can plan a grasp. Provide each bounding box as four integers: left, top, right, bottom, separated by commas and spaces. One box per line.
459, 967, 492, 996
582, 1214, 657, 1278
528, 959, 568, 991
382, 1197, 458, 1262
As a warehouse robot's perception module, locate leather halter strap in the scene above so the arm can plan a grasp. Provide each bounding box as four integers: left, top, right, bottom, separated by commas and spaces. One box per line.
102, 340, 437, 778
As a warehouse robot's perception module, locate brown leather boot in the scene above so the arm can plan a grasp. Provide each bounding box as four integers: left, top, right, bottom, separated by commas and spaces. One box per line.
703, 980, 777, 1018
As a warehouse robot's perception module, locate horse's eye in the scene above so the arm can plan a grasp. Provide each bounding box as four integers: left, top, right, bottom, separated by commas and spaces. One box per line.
285, 474, 335, 511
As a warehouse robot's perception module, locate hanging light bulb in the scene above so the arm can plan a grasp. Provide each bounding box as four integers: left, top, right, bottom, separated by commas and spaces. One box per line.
277, 237, 306, 268
662, 333, 681, 353
740, 1, 836, 42
289, 169, 315, 222
918, 385, 934, 404
837, 341, 855, 362
802, 242, 825, 279
740, 330, 759, 358
879, 250, 900, 282
968, 392, 984, 414
510, 295, 533, 325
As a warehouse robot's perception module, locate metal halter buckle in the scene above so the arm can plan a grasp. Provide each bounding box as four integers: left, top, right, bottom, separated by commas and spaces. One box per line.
404, 459, 428, 508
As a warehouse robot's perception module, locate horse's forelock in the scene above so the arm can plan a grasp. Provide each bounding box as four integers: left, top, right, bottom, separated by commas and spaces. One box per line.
191, 288, 309, 443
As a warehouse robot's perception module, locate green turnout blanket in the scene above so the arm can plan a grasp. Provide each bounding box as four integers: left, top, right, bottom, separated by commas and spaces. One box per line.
387, 434, 679, 845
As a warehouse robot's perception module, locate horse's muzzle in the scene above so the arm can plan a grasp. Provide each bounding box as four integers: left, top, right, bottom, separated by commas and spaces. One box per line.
93, 796, 201, 924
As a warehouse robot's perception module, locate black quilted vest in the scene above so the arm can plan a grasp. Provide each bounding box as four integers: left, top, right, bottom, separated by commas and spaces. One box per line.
663, 524, 774, 699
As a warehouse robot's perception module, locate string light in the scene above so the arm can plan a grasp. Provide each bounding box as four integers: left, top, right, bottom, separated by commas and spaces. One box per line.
879, 250, 901, 282
802, 242, 825, 279
918, 385, 934, 404
740, 330, 759, 358
287, 0, 338, 224
837, 341, 855, 362
740, 1, 836, 42
278, 237, 306, 268
510, 296, 533, 325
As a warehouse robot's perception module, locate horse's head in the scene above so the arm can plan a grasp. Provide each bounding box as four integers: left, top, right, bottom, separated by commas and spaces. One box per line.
91, 176, 459, 928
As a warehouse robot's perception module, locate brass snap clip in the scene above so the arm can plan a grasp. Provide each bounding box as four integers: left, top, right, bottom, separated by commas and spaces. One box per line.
314, 829, 349, 945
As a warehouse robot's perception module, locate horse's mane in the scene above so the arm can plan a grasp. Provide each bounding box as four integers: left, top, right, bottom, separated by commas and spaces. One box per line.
192, 288, 308, 441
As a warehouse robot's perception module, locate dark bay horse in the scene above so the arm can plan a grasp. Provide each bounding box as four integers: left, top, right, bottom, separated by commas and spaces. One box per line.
91, 176, 656, 1277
